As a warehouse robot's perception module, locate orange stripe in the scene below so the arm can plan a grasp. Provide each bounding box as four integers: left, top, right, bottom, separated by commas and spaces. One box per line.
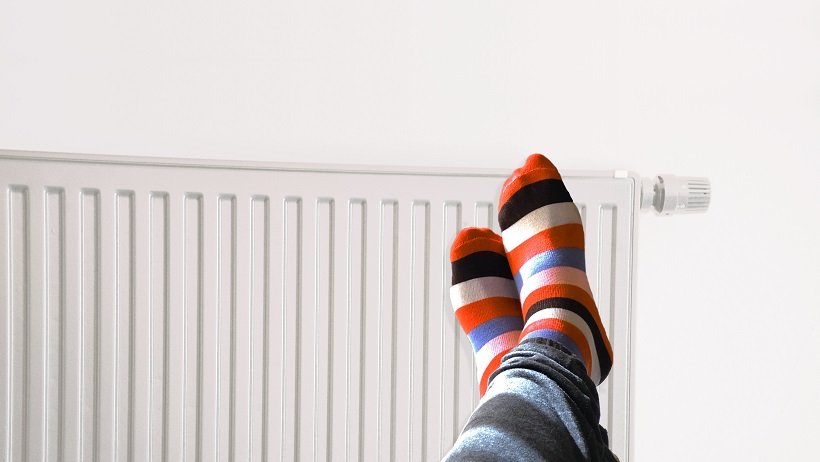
521, 318, 592, 374
454, 297, 522, 335
506, 224, 585, 274
499, 167, 563, 208
522, 284, 612, 358
450, 236, 506, 261
479, 349, 511, 397
450, 228, 505, 260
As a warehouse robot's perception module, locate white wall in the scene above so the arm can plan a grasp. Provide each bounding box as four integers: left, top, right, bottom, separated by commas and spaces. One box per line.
2, 1, 818, 460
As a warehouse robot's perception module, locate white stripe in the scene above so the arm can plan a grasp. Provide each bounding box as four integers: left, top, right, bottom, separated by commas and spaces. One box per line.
474, 330, 521, 376
525, 308, 601, 384
518, 267, 593, 304
501, 202, 581, 252
450, 276, 519, 310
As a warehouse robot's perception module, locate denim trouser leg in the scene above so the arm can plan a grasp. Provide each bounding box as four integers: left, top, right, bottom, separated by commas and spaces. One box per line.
442, 338, 619, 462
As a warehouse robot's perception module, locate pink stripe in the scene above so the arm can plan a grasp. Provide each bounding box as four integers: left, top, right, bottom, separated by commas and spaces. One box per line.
475, 330, 521, 375
518, 267, 592, 304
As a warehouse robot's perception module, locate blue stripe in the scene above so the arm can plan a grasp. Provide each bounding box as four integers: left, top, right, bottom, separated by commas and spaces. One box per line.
514, 247, 586, 289
467, 316, 524, 351
521, 329, 585, 362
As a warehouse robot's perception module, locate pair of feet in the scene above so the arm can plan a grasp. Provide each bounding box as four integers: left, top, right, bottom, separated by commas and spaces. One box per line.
450, 154, 613, 396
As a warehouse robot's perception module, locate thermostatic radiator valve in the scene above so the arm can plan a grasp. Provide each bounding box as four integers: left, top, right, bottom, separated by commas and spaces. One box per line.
640, 174, 711, 215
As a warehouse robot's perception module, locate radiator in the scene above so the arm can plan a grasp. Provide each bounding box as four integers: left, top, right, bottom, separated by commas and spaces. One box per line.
0, 150, 708, 461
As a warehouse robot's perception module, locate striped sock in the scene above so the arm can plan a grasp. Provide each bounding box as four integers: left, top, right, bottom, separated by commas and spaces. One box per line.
498, 154, 613, 385
449, 227, 525, 397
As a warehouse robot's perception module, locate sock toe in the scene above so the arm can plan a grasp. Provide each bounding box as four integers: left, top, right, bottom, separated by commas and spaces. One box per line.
499, 154, 563, 207
450, 227, 506, 261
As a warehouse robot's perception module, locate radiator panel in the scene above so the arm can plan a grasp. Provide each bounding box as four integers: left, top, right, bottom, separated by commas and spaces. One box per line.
0, 151, 638, 461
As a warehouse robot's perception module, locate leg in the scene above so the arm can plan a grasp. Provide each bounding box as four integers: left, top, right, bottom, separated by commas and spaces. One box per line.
444, 154, 618, 461
443, 338, 617, 461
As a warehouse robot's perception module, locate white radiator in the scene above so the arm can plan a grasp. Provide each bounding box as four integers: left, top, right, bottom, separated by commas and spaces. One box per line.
1, 150, 708, 461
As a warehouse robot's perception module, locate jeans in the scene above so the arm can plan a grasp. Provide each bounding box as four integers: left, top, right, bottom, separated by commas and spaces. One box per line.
442, 338, 619, 462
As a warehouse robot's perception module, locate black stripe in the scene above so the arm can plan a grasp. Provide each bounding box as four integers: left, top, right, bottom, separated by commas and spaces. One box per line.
498, 179, 573, 231
525, 297, 613, 376
451, 251, 514, 285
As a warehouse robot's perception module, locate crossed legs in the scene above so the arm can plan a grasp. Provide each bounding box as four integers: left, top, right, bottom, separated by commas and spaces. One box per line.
444, 154, 618, 462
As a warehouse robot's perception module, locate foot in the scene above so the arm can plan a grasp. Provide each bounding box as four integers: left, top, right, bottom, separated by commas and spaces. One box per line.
449, 227, 524, 396
498, 154, 613, 385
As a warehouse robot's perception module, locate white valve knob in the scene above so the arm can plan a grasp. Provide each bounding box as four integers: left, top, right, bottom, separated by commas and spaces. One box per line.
641, 175, 711, 215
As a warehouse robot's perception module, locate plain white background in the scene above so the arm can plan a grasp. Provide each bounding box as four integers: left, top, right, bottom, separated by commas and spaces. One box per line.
2, 0, 818, 460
